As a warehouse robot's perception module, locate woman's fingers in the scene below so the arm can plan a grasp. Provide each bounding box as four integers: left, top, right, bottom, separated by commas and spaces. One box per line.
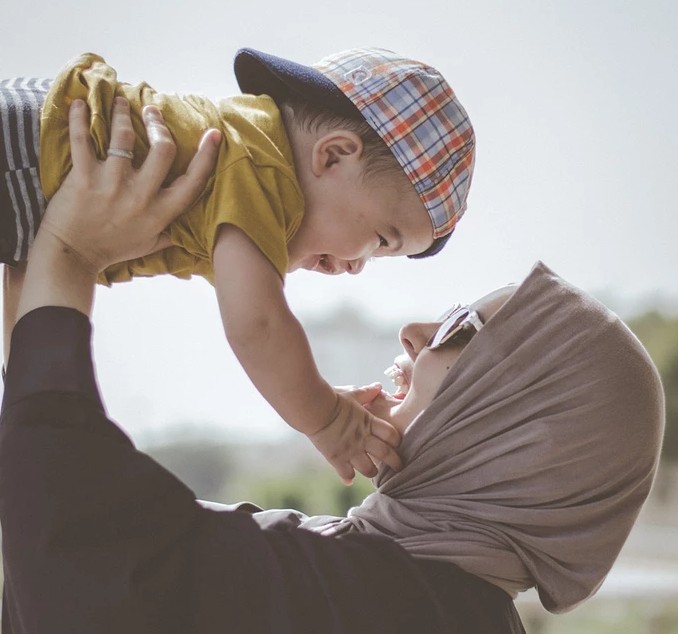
44, 99, 218, 272
369, 413, 401, 448
138, 105, 177, 192
106, 98, 137, 177
161, 127, 221, 219
138, 105, 220, 227
68, 100, 96, 177
365, 435, 403, 472
333, 462, 356, 486
350, 453, 378, 481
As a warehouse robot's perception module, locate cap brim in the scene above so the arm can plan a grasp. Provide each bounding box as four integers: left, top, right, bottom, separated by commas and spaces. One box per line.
233, 48, 361, 119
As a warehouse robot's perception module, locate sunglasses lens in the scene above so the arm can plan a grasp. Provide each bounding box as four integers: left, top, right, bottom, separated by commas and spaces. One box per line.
427, 307, 469, 349
434, 303, 462, 322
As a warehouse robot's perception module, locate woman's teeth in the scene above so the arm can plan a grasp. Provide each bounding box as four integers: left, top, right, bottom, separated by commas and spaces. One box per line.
384, 365, 409, 395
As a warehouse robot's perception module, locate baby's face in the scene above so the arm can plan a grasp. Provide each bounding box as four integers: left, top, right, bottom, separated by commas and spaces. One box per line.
286, 158, 433, 275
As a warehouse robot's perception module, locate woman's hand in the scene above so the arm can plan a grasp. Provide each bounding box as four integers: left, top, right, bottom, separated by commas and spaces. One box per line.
39, 98, 221, 274
15, 98, 220, 322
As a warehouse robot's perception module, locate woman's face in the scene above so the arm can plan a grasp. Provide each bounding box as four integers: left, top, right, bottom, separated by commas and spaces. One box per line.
370, 286, 517, 433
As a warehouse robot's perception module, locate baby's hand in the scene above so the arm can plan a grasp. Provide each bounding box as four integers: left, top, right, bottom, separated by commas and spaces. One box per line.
307, 384, 403, 485
363, 389, 403, 422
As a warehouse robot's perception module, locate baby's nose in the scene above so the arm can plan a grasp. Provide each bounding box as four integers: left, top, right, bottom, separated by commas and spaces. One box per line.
345, 257, 366, 275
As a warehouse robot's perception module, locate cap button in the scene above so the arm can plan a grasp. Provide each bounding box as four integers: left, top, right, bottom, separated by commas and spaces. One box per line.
343, 66, 371, 85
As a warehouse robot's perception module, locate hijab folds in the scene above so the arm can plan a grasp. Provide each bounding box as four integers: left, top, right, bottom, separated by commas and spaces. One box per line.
312, 262, 665, 613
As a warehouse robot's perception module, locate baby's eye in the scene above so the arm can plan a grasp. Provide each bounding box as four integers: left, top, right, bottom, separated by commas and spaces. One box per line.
378, 235, 389, 248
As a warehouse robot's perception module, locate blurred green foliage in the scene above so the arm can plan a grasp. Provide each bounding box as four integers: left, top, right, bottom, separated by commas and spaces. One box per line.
627, 311, 678, 462
149, 438, 377, 517
237, 472, 376, 517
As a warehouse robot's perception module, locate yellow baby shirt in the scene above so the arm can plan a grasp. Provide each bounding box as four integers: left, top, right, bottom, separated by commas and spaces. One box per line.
40, 53, 305, 285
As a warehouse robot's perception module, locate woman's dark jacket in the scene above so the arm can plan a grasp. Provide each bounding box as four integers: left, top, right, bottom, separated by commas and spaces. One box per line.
0, 307, 526, 634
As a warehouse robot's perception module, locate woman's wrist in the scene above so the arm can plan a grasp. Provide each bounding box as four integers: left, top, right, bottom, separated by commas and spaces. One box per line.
16, 230, 98, 322
12, 99, 219, 325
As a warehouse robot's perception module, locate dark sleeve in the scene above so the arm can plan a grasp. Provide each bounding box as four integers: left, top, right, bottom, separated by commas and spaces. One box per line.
0, 307, 524, 634
0, 308, 200, 634
1, 306, 103, 412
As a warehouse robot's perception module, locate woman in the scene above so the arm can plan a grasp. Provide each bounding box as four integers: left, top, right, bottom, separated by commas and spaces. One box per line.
0, 100, 663, 633
244, 265, 664, 614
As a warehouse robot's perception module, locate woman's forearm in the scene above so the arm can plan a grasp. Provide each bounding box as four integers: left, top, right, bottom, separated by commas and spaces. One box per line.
16, 231, 98, 322
3, 262, 27, 365
12, 99, 219, 326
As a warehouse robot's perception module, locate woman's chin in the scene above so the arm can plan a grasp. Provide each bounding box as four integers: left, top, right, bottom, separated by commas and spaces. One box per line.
389, 401, 417, 433
366, 390, 420, 433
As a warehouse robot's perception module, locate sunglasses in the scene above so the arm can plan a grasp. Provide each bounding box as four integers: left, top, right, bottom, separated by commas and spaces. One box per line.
426, 303, 485, 350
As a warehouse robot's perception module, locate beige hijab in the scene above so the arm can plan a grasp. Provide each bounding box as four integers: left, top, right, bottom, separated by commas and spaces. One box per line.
315, 262, 664, 613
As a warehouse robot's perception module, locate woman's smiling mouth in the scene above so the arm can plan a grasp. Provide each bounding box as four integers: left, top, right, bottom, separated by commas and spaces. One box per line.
384, 364, 409, 398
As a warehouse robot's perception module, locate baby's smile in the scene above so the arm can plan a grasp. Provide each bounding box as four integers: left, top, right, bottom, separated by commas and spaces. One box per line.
310, 254, 343, 275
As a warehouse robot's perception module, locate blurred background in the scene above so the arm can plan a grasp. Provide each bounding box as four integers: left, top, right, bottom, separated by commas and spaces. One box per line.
1, 0, 677, 631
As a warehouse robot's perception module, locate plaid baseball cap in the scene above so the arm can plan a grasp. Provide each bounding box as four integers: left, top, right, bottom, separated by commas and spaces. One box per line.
234, 48, 475, 239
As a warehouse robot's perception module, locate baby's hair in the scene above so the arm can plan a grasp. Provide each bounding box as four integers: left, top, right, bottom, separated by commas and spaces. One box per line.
280, 96, 451, 259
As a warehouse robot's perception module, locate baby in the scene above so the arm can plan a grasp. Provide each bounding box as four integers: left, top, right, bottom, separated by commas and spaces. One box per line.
0, 47, 475, 482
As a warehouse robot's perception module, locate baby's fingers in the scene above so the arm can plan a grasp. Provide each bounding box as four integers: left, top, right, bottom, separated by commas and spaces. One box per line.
350, 452, 378, 481
333, 461, 356, 486
370, 415, 401, 448
339, 383, 382, 406
365, 436, 403, 473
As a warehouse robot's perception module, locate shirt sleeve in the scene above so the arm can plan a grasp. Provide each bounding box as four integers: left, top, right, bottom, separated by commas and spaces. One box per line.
2, 306, 103, 411
0, 307, 201, 633
198, 158, 302, 279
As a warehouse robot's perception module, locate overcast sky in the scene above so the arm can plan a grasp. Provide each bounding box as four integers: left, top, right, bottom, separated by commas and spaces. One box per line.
1, 0, 676, 442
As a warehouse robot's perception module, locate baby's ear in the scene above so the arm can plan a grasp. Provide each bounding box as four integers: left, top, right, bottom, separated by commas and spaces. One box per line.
312, 130, 363, 174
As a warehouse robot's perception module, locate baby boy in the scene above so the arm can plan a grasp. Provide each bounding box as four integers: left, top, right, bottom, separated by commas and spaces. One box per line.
0, 47, 475, 482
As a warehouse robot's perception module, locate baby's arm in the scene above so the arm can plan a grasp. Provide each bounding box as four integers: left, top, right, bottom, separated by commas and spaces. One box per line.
212, 224, 402, 482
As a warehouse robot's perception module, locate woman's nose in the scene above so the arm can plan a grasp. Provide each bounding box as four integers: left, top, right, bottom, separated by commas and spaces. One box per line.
345, 257, 366, 275
399, 322, 437, 358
